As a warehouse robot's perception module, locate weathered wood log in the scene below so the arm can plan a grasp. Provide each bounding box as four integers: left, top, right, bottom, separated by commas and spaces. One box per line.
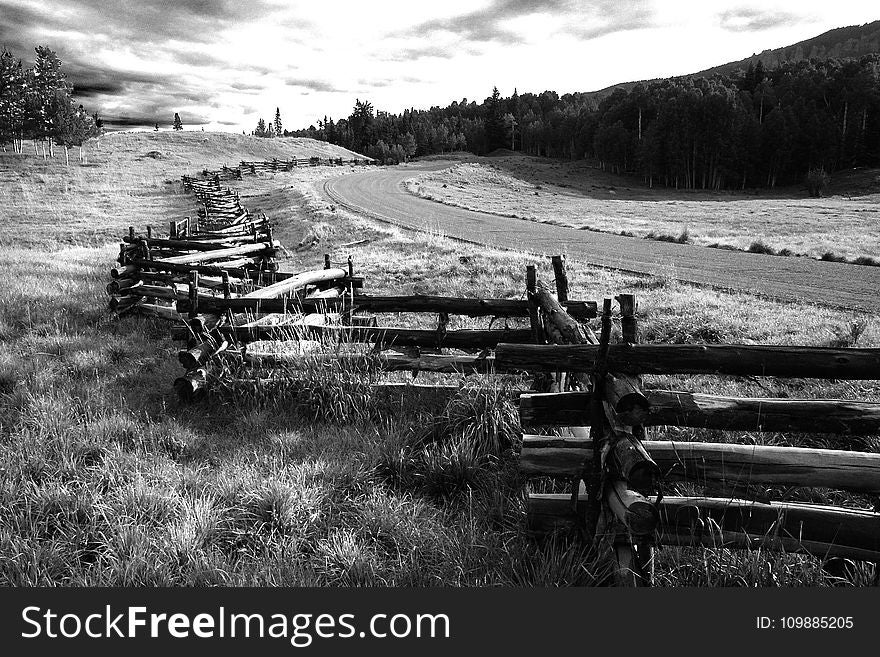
606, 430, 662, 493
605, 480, 659, 537
178, 338, 229, 370
496, 343, 880, 379
617, 294, 638, 343
175, 293, 596, 318
519, 389, 880, 434
519, 434, 880, 493
124, 237, 239, 250
239, 267, 347, 300
214, 324, 535, 348
134, 302, 181, 321
243, 351, 500, 374
130, 258, 271, 279
110, 264, 139, 279
658, 496, 880, 551
532, 280, 589, 344
140, 241, 279, 266
174, 367, 208, 402
106, 278, 141, 295
108, 294, 143, 314
527, 493, 880, 561
550, 255, 569, 303
188, 313, 222, 334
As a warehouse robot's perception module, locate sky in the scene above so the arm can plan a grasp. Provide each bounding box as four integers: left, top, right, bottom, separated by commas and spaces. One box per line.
1, 0, 878, 132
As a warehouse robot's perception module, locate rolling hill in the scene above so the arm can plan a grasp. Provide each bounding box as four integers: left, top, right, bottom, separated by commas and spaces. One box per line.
588, 19, 880, 101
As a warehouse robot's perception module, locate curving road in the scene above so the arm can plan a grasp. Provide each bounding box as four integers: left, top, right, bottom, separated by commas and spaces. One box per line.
324, 162, 880, 311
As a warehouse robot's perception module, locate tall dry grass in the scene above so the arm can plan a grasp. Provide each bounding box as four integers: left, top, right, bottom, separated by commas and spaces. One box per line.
1, 136, 878, 586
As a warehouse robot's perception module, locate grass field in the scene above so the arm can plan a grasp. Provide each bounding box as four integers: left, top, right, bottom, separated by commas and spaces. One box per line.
1, 133, 878, 586
406, 156, 880, 261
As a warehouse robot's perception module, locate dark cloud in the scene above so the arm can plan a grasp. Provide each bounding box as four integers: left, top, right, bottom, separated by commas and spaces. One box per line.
0, 0, 295, 124
400, 0, 655, 44
719, 8, 805, 32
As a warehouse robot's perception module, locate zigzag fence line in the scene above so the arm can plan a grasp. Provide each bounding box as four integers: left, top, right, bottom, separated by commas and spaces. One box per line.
106, 161, 880, 585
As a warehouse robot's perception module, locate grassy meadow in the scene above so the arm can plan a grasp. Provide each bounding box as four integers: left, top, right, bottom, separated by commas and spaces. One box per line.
1, 133, 878, 586
407, 156, 880, 262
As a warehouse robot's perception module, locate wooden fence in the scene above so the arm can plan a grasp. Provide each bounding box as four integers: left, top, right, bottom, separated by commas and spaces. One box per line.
108, 159, 880, 586
492, 256, 880, 585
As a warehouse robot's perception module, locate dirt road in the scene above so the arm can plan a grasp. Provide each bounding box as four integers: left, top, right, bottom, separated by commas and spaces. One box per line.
324, 162, 880, 311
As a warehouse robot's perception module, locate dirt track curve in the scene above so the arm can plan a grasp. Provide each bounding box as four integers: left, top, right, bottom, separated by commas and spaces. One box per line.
323, 162, 880, 312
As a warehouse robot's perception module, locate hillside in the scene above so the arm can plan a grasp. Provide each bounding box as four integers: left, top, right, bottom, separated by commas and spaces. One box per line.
587, 19, 880, 101
0, 132, 369, 248
694, 19, 880, 78
82, 132, 368, 172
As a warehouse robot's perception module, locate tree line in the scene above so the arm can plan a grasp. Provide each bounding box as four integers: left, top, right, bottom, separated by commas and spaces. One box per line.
291, 55, 880, 190
1, 46, 102, 163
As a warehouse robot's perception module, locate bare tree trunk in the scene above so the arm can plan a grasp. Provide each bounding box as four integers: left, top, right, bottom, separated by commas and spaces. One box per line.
64, 145, 69, 166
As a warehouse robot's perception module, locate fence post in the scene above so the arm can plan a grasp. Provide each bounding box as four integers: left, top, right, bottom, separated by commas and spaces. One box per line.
551, 254, 568, 304
188, 270, 199, 321
617, 293, 637, 343
526, 265, 543, 344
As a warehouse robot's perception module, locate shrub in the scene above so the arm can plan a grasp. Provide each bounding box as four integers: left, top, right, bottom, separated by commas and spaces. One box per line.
828, 319, 868, 348
820, 251, 846, 263
747, 240, 776, 255
645, 228, 690, 244
852, 256, 880, 267
806, 167, 830, 197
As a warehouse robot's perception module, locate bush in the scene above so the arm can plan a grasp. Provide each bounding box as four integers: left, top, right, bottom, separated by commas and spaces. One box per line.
645, 228, 690, 244
806, 167, 830, 197
852, 256, 880, 267
820, 251, 846, 263
747, 240, 775, 255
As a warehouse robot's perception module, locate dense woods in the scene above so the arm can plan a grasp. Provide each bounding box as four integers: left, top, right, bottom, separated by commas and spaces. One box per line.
292, 55, 880, 190
0, 45, 101, 162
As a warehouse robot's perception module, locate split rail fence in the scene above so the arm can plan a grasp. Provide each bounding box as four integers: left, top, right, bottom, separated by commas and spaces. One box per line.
107, 161, 880, 586
494, 256, 880, 585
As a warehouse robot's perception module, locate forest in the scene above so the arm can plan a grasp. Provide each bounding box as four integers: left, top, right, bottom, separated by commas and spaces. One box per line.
0, 46, 101, 161
289, 56, 880, 191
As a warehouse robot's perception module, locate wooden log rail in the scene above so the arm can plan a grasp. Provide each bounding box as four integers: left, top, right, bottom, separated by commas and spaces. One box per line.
208, 324, 535, 348
242, 351, 502, 375
178, 293, 597, 319
519, 434, 880, 494
519, 390, 880, 434
496, 343, 880, 379
527, 493, 880, 562
132, 241, 279, 267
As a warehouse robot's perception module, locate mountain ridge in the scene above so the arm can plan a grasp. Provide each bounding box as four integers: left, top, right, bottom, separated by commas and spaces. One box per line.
586, 19, 880, 101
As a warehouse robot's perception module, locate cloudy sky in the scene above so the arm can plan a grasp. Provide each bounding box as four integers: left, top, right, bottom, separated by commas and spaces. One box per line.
1, 0, 877, 131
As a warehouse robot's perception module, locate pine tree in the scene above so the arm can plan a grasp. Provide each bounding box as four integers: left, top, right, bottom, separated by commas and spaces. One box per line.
173, 113, 183, 130
274, 107, 282, 137
484, 86, 506, 152
25, 46, 72, 156
256, 117, 267, 137
52, 98, 99, 164
0, 48, 26, 152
